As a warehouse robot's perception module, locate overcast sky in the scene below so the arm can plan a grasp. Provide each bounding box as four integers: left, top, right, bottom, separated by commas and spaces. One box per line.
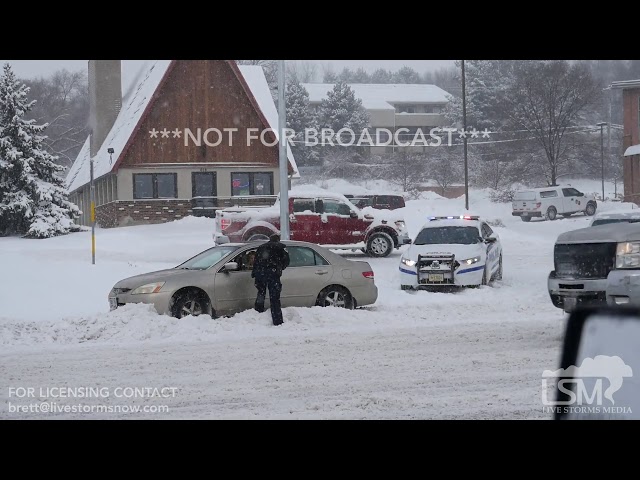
2, 60, 455, 80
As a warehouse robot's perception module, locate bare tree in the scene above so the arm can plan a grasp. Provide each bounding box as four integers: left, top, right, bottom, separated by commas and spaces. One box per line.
23, 69, 89, 168
286, 61, 319, 83
506, 61, 601, 186
380, 151, 429, 193
428, 149, 462, 196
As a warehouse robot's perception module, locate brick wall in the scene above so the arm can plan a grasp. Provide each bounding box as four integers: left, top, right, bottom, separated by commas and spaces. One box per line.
96, 200, 194, 228
417, 185, 466, 199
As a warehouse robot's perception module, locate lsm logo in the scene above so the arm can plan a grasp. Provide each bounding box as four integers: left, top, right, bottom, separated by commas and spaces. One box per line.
541, 355, 633, 415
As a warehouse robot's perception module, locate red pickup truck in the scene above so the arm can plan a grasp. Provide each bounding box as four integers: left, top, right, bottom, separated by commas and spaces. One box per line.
214, 191, 410, 257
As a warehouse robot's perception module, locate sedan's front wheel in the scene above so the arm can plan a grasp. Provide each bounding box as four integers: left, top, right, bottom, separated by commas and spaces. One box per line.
171, 290, 210, 319
317, 286, 354, 309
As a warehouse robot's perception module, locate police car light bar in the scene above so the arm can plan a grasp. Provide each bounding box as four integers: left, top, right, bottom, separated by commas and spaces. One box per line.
428, 215, 480, 221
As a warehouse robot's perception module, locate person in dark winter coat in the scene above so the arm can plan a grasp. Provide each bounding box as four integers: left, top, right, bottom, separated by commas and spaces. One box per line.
252, 234, 290, 325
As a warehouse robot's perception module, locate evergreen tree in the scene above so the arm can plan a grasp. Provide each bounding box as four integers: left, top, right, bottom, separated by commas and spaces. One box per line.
286, 79, 319, 166
371, 68, 393, 83
318, 81, 370, 134
0, 63, 80, 238
317, 82, 370, 161
393, 66, 421, 84
323, 68, 338, 83
351, 67, 370, 83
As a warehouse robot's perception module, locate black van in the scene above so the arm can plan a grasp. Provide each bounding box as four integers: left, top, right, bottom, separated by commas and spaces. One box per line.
344, 194, 406, 210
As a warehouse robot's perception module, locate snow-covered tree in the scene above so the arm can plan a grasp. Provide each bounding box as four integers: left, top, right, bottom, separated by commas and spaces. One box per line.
443, 60, 513, 131
318, 81, 369, 135
317, 82, 370, 159
286, 79, 319, 166
393, 66, 421, 84
0, 63, 80, 238
371, 68, 394, 84
351, 68, 370, 83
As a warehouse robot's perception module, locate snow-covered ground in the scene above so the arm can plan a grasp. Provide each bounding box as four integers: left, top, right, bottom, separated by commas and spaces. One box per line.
0, 180, 634, 419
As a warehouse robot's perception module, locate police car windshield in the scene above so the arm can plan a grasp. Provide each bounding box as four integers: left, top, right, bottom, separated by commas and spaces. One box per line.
414, 226, 480, 245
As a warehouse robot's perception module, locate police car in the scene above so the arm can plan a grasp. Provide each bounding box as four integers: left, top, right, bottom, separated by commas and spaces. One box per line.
399, 215, 503, 289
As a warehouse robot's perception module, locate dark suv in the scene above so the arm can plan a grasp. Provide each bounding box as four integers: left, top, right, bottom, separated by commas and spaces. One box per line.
345, 194, 406, 210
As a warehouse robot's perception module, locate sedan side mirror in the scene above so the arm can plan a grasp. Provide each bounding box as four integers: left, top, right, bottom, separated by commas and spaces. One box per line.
223, 262, 239, 272
485, 236, 497, 243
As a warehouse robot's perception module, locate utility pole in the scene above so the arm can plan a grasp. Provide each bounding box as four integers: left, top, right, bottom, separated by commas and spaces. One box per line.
90, 155, 96, 265
461, 60, 469, 210
607, 86, 613, 198
597, 122, 607, 201
277, 60, 290, 240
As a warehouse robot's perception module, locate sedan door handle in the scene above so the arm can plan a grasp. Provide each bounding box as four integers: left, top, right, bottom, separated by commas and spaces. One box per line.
315, 270, 329, 275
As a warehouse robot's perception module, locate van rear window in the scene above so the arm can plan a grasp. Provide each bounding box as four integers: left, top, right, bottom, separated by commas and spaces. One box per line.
540, 190, 558, 198
514, 191, 536, 201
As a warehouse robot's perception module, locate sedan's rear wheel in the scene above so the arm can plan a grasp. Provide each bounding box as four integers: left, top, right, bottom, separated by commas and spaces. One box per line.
317, 286, 353, 309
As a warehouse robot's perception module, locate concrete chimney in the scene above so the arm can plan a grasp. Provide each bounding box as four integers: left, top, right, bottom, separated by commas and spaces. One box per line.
89, 60, 122, 157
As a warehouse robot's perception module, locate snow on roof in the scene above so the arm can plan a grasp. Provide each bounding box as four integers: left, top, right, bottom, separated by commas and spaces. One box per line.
66, 61, 298, 193
419, 218, 482, 229
557, 222, 640, 244
624, 144, 640, 157
301, 83, 450, 110
288, 185, 353, 201
238, 65, 299, 178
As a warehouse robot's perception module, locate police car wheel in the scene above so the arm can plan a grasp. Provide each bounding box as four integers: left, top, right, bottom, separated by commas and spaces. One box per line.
366, 232, 394, 257
585, 202, 597, 216
494, 255, 503, 281
481, 265, 489, 286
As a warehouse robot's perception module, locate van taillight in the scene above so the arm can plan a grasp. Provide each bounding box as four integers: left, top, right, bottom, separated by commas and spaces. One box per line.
221, 219, 231, 230
362, 271, 374, 279
535, 203, 541, 209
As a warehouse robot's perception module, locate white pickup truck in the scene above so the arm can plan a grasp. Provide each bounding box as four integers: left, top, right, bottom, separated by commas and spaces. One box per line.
512, 186, 597, 222
548, 222, 640, 312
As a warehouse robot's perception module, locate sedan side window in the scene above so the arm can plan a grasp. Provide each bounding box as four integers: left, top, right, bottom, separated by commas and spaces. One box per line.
288, 247, 329, 267
231, 249, 257, 271
562, 188, 577, 197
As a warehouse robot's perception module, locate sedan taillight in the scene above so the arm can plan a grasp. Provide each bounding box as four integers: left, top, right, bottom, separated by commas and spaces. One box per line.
220, 218, 231, 230
362, 271, 374, 279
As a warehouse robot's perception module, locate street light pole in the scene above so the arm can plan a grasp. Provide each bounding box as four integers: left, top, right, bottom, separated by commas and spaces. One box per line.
277, 60, 290, 240
90, 155, 96, 265
597, 121, 607, 201
461, 60, 469, 211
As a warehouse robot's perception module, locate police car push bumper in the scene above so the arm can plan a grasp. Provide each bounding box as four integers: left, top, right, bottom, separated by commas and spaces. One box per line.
399, 255, 489, 287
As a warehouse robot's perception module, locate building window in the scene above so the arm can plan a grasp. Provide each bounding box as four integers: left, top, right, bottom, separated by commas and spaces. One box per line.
424, 105, 442, 114
231, 172, 274, 196
396, 104, 417, 113
133, 173, 177, 199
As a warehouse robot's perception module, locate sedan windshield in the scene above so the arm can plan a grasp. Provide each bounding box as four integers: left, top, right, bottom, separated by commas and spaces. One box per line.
414, 226, 481, 245
176, 246, 240, 270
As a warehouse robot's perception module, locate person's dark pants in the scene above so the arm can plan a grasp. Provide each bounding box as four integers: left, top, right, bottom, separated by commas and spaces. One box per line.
254, 275, 283, 325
